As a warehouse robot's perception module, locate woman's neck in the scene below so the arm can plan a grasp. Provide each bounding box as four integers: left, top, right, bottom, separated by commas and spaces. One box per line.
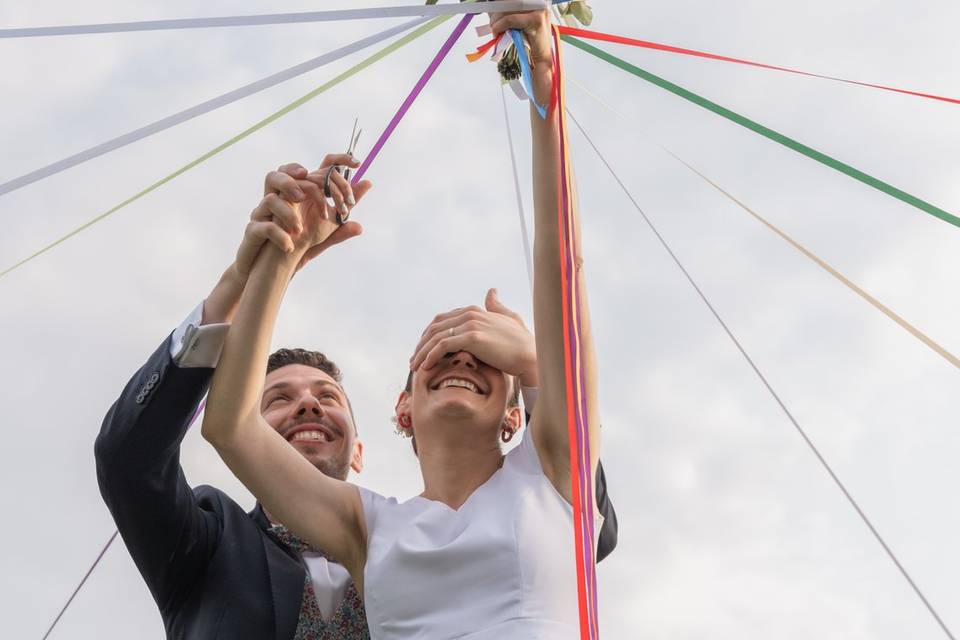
417, 436, 503, 510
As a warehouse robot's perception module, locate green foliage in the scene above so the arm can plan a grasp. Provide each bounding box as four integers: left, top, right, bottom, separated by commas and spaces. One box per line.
559, 1, 594, 26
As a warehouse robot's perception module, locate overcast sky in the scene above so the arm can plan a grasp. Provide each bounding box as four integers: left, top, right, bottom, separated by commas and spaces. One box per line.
1, 1, 958, 638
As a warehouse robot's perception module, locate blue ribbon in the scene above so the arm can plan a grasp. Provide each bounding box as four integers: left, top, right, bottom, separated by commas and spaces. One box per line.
509, 28, 547, 119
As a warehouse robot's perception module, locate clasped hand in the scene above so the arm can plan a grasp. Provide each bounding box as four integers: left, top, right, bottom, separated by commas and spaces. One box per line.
235, 155, 373, 280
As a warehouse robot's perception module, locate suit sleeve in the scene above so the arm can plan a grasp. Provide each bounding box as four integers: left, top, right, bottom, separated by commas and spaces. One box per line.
94, 333, 221, 612
594, 460, 618, 562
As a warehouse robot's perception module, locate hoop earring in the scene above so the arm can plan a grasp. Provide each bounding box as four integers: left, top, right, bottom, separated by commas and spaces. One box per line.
399, 414, 412, 429
500, 429, 514, 444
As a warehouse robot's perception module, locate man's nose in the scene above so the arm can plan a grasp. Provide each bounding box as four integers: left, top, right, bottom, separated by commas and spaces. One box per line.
295, 394, 323, 417
449, 351, 478, 370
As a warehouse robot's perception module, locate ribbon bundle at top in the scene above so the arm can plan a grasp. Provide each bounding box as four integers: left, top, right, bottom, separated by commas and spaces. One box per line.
468, 1, 595, 117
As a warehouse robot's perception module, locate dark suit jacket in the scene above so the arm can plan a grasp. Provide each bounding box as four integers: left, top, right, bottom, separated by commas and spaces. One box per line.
96, 334, 618, 639
96, 336, 305, 639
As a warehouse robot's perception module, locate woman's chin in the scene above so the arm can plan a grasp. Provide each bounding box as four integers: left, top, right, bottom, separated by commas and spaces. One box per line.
426, 396, 492, 424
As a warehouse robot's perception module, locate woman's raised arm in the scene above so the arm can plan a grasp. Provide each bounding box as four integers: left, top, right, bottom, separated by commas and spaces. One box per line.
490, 10, 601, 502
201, 155, 372, 580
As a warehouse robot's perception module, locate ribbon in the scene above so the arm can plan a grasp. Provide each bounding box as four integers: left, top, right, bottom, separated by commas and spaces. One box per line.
551, 24, 599, 640
498, 85, 534, 293
0, 1, 546, 38
562, 78, 960, 371
0, 18, 429, 198
561, 36, 960, 230
666, 152, 960, 371
511, 29, 548, 118
557, 25, 960, 106
0, 14, 453, 279
565, 104, 958, 640
466, 33, 498, 62
467, 31, 548, 118
352, 14, 473, 184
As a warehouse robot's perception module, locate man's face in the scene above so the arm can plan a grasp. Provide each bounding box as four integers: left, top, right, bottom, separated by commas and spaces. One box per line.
260, 364, 362, 480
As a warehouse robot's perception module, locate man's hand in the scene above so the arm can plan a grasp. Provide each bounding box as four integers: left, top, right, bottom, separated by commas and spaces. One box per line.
410, 288, 538, 387
234, 163, 307, 282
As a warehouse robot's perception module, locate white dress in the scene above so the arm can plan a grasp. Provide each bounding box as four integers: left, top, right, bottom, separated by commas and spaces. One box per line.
359, 432, 603, 639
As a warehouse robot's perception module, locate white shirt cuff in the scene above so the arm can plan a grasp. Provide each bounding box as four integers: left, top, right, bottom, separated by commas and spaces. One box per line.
170, 301, 230, 368
520, 386, 538, 413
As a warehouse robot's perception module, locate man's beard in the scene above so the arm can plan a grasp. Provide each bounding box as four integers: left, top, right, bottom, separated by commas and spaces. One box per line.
314, 455, 350, 481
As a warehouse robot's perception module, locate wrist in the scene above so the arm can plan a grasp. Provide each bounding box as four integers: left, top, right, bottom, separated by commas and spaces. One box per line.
530, 65, 555, 112
225, 262, 249, 289
202, 265, 247, 325
518, 353, 539, 388
264, 243, 305, 273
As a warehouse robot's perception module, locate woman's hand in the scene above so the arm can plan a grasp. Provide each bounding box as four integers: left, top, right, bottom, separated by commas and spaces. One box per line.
489, 8, 554, 107
410, 288, 538, 387
489, 8, 553, 67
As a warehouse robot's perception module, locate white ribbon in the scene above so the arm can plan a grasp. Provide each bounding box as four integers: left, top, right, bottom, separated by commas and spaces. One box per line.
499, 85, 534, 292
0, 18, 429, 196
0, 1, 546, 38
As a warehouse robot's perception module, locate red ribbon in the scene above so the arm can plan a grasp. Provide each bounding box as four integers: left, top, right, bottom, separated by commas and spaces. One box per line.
557, 25, 960, 106
552, 24, 600, 640
465, 33, 498, 62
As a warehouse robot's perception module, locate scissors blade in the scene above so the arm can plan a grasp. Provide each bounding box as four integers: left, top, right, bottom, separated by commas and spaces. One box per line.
347, 118, 360, 153
344, 119, 361, 181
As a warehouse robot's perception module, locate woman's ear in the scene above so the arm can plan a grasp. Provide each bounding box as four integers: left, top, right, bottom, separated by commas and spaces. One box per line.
503, 405, 522, 435
395, 391, 413, 435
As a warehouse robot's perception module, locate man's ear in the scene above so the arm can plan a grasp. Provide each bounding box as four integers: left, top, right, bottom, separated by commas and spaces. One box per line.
350, 439, 364, 473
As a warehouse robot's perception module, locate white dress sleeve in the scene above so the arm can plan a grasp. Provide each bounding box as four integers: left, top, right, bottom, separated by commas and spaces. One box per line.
357, 486, 389, 543
505, 429, 606, 547
504, 428, 544, 476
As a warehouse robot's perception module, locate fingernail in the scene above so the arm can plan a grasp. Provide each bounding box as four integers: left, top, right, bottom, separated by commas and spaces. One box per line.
346, 193, 356, 206
340, 203, 349, 216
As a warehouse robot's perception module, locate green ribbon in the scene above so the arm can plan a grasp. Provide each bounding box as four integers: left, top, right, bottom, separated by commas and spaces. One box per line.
561, 35, 960, 230
1, 15, 453, 279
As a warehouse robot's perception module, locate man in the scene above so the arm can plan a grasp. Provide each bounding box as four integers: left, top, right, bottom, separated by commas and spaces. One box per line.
95, 158, 617, 639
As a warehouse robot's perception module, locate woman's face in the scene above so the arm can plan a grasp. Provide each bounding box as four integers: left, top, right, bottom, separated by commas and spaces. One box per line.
408, 350, 513, 437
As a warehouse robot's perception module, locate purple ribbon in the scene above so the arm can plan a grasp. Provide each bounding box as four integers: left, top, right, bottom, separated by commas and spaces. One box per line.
353, 14, 474, 184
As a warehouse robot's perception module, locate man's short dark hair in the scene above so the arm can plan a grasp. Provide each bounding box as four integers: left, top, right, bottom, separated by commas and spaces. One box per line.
267, 348, 356, 432
267, 348, 342, 380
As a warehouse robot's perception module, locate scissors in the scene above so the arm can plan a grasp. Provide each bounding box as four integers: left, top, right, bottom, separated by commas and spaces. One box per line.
324, 118, 362, 224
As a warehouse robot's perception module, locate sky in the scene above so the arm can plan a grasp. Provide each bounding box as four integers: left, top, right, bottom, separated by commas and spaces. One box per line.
1, 1, 958, 638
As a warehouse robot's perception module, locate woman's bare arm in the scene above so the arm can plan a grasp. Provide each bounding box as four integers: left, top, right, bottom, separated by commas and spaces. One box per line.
202, 156, 371, 579
491, 10, 601, 502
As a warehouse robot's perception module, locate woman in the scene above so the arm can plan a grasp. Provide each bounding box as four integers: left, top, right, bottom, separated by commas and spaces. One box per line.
202, 9, 601, 638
